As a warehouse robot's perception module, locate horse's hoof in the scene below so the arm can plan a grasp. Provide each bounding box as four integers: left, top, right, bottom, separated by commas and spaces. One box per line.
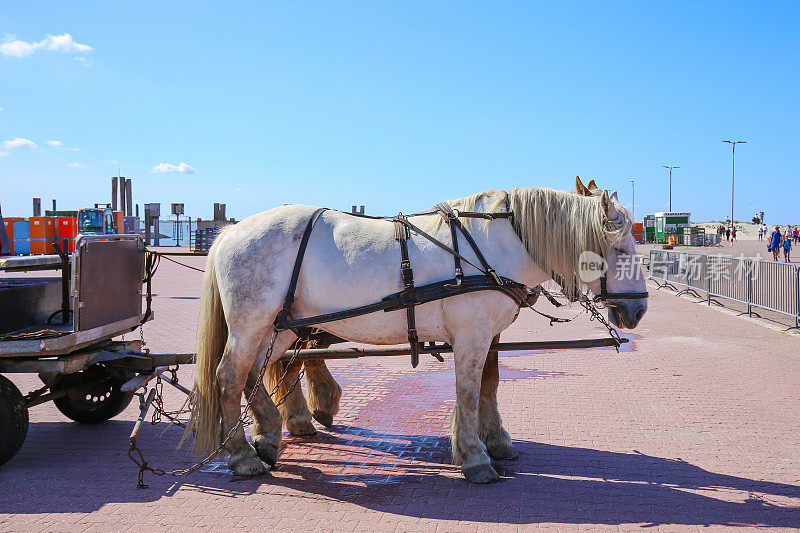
252, 436, 280, 466
230, 456, 268, 476
463, 463, 500, 484
286, 417, 317, 437
312, 410, 334, 427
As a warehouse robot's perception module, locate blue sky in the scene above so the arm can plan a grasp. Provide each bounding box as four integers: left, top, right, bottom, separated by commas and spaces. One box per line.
1, 2, 798, 223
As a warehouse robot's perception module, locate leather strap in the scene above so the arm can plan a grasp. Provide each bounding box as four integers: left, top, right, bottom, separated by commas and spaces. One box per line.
394, 215, 422, 368
283, 274, 529, 330
436, 203, 464, 290
395, 217, 501, 282
344, 207, 513, 221
274, 208, 328, 330
596, 275, 649, 302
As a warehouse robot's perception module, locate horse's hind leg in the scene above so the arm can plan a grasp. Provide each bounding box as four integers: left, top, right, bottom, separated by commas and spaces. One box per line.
269, 359, 317, 436
478, 335, 518, 460
219, 328, 294, 475
244, 331, 298, 466
451, 332, 500, 483
304, 359, 342, 427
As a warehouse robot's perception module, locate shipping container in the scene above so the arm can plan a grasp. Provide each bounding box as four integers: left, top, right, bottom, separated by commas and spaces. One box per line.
13, 219, 30, 239
30, 217, 55, 239
14, 239, 30, 255
29, 239, 49, 254
633, 222, 643, 242
113, 211, 124, 234
3, 219, 14, 241
56, 217, 77, 239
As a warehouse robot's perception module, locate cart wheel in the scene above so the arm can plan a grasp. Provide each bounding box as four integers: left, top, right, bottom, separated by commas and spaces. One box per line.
53, 367, 134, 424
0, 374, 29, 466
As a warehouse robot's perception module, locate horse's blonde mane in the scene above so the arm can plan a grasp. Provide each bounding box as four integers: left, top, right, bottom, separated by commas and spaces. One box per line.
420, 187, 632, 298
508, 187, 632, 298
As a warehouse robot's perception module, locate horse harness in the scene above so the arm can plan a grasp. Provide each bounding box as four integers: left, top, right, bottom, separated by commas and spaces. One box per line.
273, 205, 648, 367
273, 205, 530, 367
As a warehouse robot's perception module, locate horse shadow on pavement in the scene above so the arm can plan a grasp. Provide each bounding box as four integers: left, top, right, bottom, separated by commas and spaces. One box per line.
2, 421, 798, 528
265, 425, 800, 528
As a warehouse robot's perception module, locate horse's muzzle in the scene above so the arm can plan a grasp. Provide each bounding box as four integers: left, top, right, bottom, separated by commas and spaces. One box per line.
608, 301, 647, 329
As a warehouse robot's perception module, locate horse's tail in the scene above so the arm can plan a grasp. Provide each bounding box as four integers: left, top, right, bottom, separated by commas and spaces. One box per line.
264, 352, 300, 421
181, 235, 228, 457
264, 359, 287, 415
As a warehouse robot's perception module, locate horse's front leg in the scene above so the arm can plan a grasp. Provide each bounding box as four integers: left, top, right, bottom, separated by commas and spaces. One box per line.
451, 332, 500, 483
304, 359, 342, 427
478, 335, 518, 460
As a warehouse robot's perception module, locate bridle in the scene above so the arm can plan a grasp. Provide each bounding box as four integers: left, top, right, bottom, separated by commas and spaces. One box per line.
589, 212, 649, 305
594, 273, 649, 305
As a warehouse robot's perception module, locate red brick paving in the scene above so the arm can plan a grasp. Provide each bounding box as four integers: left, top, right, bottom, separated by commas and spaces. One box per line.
2, 247, 800, 531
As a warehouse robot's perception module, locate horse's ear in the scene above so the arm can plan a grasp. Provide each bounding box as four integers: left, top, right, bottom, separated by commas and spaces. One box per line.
610, 190, 619, 203
575, 176, 591, 196
587, 179, 598, 191
601, 190, 619, 220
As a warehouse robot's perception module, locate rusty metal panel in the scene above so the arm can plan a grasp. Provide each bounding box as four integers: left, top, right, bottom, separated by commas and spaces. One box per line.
75, 239, 143, 331
0, 278, 63, 334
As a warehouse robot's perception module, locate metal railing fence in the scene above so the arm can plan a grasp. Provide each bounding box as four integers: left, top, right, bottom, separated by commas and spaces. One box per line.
649, 249, 800, 328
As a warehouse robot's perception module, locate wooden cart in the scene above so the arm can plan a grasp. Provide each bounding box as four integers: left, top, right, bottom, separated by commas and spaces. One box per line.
0, 235, 192, 465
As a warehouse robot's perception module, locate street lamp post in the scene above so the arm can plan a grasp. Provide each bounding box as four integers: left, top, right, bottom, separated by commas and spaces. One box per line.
723, 140, 746, 227
630, 180, 635, 220
662, 165, 680, 211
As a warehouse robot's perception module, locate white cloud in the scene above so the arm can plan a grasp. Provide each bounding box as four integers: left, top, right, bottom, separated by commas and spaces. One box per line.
67, 162, 86, 168
46, 139, 81, 151
74, 56, 92, 67
45, 33, 92, 53
0, 151, 8, 159
0, 33, 92, 58
0, 40, 37, 57
151, 162, 196, 174
3, 137, 37, 150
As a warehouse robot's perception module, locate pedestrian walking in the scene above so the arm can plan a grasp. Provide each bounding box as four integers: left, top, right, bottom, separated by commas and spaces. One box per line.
731, 226, 737, 243
725, 227, 731, 242
794, 227, 799, 244
783, 234, 792, 262
770, 227, 782, 261
758, 226, 764, 241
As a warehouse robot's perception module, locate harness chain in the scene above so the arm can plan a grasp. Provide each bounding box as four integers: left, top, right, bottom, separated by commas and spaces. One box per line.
128, 328, 281, 487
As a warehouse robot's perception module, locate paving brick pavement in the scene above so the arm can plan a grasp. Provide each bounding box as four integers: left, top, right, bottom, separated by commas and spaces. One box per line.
2, 248, 800, 531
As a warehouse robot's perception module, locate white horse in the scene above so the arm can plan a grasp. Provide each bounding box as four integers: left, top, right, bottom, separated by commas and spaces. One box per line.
188, 178, 647, 483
